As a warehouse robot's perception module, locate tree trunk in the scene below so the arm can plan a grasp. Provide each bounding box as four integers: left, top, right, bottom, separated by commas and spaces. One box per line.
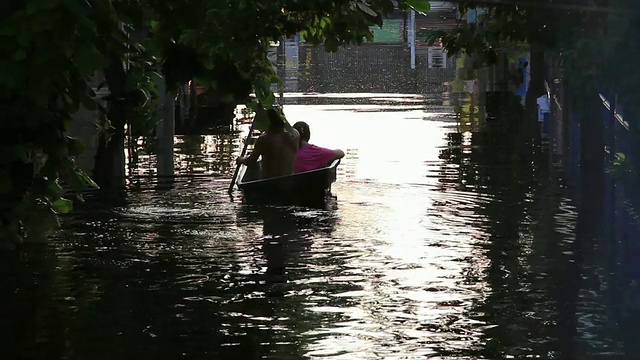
556, 93, 605, 358
579, 94, 605, 177
526, 41, 546, 104
156, 87, 175, 178
92, 53, 127, 190
190, 79, 198, 119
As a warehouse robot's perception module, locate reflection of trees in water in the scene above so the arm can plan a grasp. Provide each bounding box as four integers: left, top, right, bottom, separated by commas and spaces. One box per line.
0, 249, 77, 360
8, 214, 291, 358
174, 134, 236, 175
434, 118, 619, 357
127, 132, 237, 176
235, 204, 369, 349
3, 186, 343, 359
471, 140, 559, 358
337, 148, 359, 181
236, 205, 338, 278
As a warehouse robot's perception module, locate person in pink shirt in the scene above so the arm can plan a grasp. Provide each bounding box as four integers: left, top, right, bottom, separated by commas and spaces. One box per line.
292, 121, 345, 173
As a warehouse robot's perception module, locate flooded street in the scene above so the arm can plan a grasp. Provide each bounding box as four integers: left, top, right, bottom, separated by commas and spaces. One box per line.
1, 48, 634, 359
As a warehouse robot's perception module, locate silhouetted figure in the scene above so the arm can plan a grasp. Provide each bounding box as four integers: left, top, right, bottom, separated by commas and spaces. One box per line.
236, 109, 300, 179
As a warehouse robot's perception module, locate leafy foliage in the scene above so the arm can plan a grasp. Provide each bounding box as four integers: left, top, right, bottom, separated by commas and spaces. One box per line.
422, 1, 640, 106
0, 0, 428, 245
610, 152, 634, 179
0, 0, 108, 244
421, 3, 562, 67
562, 1, 640, 116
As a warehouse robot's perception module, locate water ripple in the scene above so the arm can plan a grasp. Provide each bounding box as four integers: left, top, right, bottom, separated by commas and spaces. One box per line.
3, 98, 623, 359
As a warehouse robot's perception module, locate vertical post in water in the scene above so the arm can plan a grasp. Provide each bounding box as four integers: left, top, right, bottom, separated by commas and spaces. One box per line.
156, 80, 175, 177
277, 37, 285, 105
409, 10, 416, 69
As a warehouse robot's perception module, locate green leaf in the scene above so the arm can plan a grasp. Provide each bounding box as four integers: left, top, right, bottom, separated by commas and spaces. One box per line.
405, 0, 431, 14
63, 116, 75, 132
52, 198, 73, 214
74, 44, 105, 75
264, 91, 276, 107
67, 137, 85, 156
15, 144, 33, 162
356, 2, 378, 17
252, 106, 269, 132
67, 167, 99, 193
45, 180, 64, 199
147, 71, 164, 84
77, 169, 99, 189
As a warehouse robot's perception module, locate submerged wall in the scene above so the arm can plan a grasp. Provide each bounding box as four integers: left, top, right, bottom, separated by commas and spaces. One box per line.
544, 56, 640, 332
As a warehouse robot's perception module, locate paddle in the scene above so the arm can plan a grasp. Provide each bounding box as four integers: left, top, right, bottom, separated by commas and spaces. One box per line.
228, 119, 257, 194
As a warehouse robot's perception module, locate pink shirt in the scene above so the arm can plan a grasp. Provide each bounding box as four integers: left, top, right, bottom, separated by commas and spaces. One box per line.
294, 143, 336, 173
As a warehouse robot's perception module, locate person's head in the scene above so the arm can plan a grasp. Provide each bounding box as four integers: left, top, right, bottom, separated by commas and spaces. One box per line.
267, 108, 285, 131
292, 121, 310, 142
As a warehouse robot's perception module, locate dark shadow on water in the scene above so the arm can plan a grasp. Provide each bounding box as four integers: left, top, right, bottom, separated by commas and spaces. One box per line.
237, 203, 338, 280
0, 246, 71, 360
0, 172, 345, 359
240, 193, 338, 211
429, 101, 628, 358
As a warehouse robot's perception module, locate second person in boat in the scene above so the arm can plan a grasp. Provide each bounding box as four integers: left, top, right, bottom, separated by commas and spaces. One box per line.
292, 121, 345, 173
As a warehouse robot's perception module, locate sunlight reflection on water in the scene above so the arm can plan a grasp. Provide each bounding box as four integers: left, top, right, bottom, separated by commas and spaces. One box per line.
5, 92, 620, 360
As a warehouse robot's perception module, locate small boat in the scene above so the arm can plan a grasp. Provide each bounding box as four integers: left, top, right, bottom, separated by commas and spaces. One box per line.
236, 159, 341, 206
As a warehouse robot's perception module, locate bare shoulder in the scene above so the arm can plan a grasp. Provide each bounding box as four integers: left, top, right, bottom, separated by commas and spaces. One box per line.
287, 128, 300, 143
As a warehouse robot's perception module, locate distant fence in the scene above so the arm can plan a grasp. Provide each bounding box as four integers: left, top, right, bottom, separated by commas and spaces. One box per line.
545, 55, 640, 326
296, 44, 456, 95
599, 93, 640, 285
546, 57, 640, 294
544, 57, 579, 172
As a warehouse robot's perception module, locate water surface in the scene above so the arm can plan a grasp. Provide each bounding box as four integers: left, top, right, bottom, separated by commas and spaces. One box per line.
0, 47, 632, 359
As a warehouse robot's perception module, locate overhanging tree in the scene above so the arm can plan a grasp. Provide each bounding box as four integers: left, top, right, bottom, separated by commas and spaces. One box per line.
0, 0, 430, 246
93, 0, 433, 186
422, 1, 611, 132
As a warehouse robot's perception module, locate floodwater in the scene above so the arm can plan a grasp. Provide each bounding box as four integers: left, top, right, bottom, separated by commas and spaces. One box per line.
1, 46, 637, 359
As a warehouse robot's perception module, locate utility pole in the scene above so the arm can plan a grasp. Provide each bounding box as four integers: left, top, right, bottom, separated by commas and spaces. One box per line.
409, 10, 416, 69
277, 37, 285, 105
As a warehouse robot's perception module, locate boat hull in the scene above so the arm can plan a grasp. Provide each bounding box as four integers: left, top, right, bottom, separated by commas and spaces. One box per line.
237, 159, 340, 206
